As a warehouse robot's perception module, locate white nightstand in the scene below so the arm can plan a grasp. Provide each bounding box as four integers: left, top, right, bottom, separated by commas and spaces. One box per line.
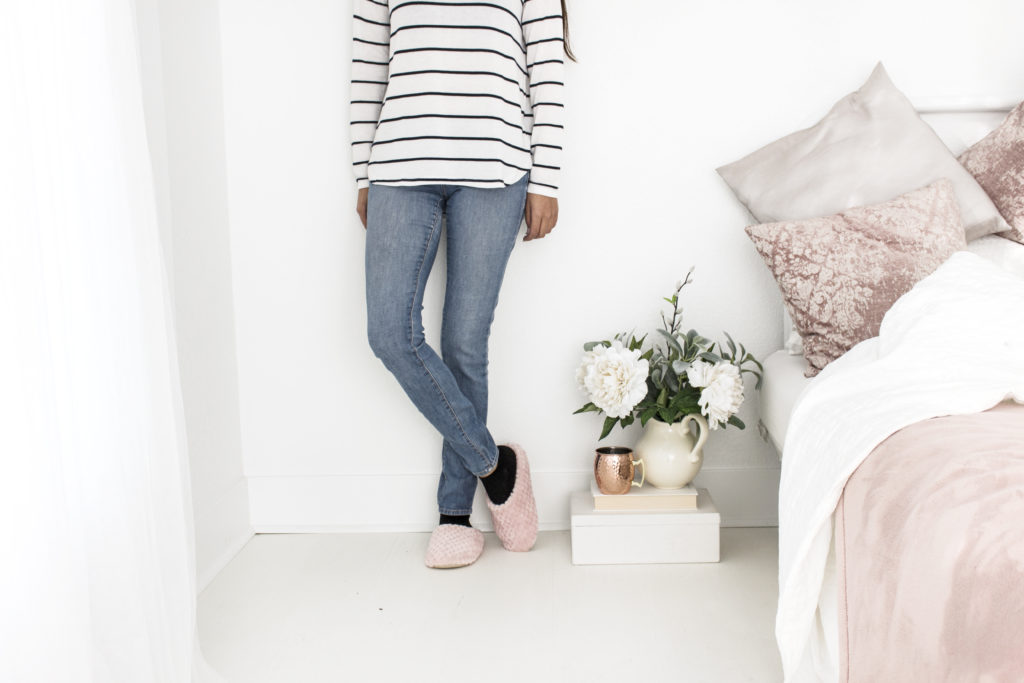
569, 488, 721, 565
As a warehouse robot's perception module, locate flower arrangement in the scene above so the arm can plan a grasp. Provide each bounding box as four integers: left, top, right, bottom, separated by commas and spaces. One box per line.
574, 270, 763, 440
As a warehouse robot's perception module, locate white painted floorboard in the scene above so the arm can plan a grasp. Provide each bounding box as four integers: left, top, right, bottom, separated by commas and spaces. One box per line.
198, 529, 782, 683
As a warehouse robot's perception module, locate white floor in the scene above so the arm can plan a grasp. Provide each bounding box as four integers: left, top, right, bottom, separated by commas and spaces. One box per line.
198, 528, 782, 683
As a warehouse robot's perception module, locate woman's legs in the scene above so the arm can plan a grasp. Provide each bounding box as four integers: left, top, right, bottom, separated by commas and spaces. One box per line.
364, 177, 526, 516
436, 175, 528, 514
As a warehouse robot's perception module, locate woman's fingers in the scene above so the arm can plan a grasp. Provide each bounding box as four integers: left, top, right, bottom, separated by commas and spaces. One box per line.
525, 204, 540, 241
523, 193, 558, 241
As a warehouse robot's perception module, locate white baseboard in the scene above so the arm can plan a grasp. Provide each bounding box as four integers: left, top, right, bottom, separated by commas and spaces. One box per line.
193, 477, 254, 592
248, 466, 779, 533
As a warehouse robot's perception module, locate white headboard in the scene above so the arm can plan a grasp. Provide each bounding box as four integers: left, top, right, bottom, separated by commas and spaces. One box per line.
917, 97, 1016, 155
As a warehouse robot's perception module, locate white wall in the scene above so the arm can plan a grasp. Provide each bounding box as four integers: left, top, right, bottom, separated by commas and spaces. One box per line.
136, 0, 253, 587
134, 0, 174, 281
218, 0, 1024, 530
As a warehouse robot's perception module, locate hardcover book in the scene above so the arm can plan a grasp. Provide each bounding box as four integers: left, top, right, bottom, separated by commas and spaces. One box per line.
590, 481, 699, 511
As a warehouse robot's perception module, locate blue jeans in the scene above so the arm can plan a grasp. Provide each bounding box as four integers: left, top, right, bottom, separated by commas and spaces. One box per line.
364, 174, 528, 515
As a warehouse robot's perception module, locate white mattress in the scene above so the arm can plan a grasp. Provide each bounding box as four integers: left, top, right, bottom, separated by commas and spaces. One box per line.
761, 350, 813, 454
760, 235, 1024, 458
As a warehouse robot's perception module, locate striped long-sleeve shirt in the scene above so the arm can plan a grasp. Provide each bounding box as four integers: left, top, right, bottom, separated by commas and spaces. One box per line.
350, 0, 565, 198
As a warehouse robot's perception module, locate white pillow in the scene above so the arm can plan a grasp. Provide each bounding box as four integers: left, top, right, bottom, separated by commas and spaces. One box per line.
718, 63, 1009, 242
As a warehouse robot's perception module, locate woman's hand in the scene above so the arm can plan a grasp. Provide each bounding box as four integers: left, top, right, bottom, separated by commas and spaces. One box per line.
357, 187, 369, 229
524, 193, 558, 241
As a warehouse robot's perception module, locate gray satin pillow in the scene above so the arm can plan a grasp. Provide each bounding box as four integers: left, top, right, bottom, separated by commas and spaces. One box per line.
718, 63, 1008, 242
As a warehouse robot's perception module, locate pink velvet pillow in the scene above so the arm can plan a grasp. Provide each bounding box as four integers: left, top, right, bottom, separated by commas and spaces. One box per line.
746, 179, 966, 376
958, 101, 1024, 245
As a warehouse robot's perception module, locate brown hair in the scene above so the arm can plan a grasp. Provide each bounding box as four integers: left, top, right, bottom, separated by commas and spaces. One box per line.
561, 0, 577, 61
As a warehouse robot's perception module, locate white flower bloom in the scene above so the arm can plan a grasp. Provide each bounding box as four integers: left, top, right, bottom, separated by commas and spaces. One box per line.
576, 341, 650, 419
686, 359, 715, 388
697, 362, 744, 429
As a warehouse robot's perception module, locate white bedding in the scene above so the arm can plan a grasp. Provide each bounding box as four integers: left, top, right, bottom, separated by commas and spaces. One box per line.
965, 234, 1024, 278
776, 252, 1024, 682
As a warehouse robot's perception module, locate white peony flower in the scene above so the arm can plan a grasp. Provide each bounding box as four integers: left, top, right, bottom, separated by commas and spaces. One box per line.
576, 340, 650, 419
686, 359, 715, 388
697, 362, 744, 430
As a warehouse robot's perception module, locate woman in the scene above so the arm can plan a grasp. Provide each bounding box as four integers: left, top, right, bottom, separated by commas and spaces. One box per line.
350, 0, 572, 568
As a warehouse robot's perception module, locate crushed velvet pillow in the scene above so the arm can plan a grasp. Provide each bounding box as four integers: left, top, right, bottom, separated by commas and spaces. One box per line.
746, 179, 966, 376
958, 101, 1024, 245
718, 63, 1008, 242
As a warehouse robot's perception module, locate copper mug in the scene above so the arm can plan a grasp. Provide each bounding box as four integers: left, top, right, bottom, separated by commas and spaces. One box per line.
593, 446, 645, 495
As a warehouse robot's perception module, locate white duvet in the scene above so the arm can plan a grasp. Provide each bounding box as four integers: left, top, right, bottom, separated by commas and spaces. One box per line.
777, 251, 1024, 683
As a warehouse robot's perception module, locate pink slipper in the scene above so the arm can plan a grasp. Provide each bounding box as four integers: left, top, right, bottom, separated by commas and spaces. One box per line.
486, 443, 538, 552
424, 524, 484, 569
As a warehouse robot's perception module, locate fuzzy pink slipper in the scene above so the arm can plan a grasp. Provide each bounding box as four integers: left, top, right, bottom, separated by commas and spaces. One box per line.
424, 524, 484, 569
486, 443, 538, 552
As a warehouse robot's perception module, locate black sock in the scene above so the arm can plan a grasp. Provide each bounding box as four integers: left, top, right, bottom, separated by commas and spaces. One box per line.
481, 445, 517, 505
439, 513, 471, 527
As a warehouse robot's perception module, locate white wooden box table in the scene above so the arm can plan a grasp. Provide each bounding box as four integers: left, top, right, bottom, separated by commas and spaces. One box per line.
570, 488, 720, 565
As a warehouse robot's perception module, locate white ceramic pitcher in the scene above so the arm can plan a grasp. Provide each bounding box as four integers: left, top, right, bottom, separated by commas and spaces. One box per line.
633, 414, 709, 489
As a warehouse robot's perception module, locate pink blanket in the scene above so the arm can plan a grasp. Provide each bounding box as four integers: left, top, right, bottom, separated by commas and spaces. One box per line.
836, 402, 1024, 682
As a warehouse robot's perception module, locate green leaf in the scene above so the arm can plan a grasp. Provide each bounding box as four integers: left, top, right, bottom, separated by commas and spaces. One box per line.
572, 402, 601, 415
727, 415, 746, 429
639, 405, 659, 426
665, 370, 679, 393
657, 328, 684, 356
599, 416, 618, 440
740, 353, 764, 390
656, 386, 668, 407
670, 391, 700, 417
699, 351, 722, 363
582, 341, 601, 352
724, 331, 737, 357
620, 414, 635, 428
657, 407, 674, 423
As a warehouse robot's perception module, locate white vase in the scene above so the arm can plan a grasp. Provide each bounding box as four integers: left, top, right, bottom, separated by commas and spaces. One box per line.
633, 415, 709, 489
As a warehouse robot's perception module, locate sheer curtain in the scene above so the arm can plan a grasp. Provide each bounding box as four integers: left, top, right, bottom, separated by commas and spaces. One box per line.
1, 0, 225, 680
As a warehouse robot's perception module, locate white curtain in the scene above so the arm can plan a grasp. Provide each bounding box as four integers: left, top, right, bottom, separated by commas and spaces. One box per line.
1, 1, 226, 681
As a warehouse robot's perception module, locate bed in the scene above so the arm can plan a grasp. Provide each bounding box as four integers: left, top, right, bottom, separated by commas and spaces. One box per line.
717, 66, 1024, 683
761, 236, 1024, 682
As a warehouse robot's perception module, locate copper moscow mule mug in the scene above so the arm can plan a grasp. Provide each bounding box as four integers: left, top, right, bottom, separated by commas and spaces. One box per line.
593, 446, 645, 495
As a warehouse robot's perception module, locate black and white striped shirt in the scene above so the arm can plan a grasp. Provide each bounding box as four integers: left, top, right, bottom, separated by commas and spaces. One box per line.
351, 0, 565, 197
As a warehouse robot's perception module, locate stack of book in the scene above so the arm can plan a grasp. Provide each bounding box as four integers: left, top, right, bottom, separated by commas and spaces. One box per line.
571, 486, 720, 564
590, 481, 698, 512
